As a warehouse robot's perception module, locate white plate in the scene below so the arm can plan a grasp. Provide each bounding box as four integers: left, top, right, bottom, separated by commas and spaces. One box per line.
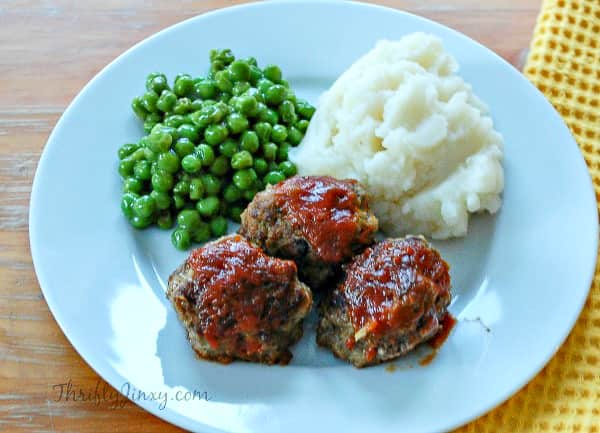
30, 2, 598, 432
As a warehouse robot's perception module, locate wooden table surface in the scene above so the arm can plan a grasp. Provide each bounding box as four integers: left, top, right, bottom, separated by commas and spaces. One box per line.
0, 1, 542, 432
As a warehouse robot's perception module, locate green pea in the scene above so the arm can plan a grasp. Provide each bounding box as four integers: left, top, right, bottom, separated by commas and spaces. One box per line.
242, 188, 258, 201
271, 124, 288, 143
173, 97, 192, 115
210, 48, 234, 65
280, 79, 290, 88
157, 152, 180, 173
296, 99, 316, 119
257, 78, 274, 94
219, 139, 238, 158
233, 168, 257, 190
229, 60, 251, 82
253, 158, 268, 175
146, 73, 169, 94
264, 85, 287, 106
210, 155, 230, 176
189, 178, 205, 200
204, 123, 229, 145
174, 75, 194, 97
245, 56, 258, 66
263, 65, 282, 83
130, 215, 152, 229
201, 174, 221, 196
120, 192, 138, 219
218, 93, 231, 103
215, 70, 233, 93
231, 150, 253, 170
240, 131, 260, 153
210, 60, 225, 75
131, 96, 148, 120
133, 195, 156, 218
277, 143, 290, 162
254, 122, 272, 143
262, 142, 278, 161
133, 160, 152, 180
249, 65, 263, 84
191, 222, 212, 243
171, 228, 191, 250
210, 216, 228, 237
195, 79, 217, 99
232, 81, 251, 96
264, 170, 286, 185
173, 194, 186, 209
118, 143, 139, 160
118, 158, 135, 178
285, 88, 297, 103
156, 90, 177, 112
229, 206, 244, 223
259, 108, 279, 125
151, 170, 174, 192
195, 144, 215, 166
156, 211, 173, 229
279, 100, 297, 124
223, 184, 242, 202
147, 130, 172, 153
235, 95, 258, 116
181, 154, 202, 173
254, 102, 268, 118
143, 113, 161, 134
288, 126, 303, 146
177, 209, 201, 230
123, 177, 144, 193
196, 196, 220, 217
141, 91, 159, 112
174, 137, 195, 158
227, 113, 249, 134
177, 124, 199, 142
150, 190, 171, 210
296, 119, 310, 133
267, 161, 279, 172
173, 179, 190, 195
279, 161, 297, 177
164, 114, 185, 128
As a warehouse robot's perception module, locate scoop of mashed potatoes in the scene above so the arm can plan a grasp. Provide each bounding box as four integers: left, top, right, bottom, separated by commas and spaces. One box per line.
289, 33, 504, 239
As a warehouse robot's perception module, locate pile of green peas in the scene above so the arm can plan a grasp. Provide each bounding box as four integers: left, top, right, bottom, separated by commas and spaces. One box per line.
118, 49, 315, 250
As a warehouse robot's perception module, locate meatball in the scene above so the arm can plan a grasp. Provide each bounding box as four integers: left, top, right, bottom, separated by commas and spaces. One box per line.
317, 236, 452, 367
239, 176, 378, 289
167, 234, 312, 365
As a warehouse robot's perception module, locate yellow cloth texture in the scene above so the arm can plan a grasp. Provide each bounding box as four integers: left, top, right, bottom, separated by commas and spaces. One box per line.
455, 0, 600, 432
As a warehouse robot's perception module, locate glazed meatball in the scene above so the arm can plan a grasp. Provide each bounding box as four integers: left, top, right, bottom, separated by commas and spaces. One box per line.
167, 234, 312, 365
239, 176, 378, 289
317, 236, 452, 367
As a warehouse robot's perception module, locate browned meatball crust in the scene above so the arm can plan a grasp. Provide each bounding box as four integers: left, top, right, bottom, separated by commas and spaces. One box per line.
239, 176, 378, 289
167, 234, 312, 365
317, 236, 452, 367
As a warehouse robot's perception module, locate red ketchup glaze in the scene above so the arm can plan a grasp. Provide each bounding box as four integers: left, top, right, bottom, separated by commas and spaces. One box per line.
272, 176, 365, 263
186, 235, 298, 354
342, 237, 451, 337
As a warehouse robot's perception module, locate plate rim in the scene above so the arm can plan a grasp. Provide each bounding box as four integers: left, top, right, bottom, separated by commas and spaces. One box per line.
29, 1, 600, 432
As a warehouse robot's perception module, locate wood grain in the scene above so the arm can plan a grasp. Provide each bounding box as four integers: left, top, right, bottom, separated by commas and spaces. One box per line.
0, 1, 541, 431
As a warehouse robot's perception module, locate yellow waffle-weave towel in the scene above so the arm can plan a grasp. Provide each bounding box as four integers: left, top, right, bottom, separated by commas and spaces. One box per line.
455, 0, 600, 431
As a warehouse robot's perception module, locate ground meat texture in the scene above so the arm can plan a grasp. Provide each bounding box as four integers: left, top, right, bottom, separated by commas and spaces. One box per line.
317, 236, 452, 367
167, 234, 312, 365
239, 176, 378, 289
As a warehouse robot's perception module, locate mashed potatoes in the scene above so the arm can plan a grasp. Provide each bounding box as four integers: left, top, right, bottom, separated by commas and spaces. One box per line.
289, 33, 504, 239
